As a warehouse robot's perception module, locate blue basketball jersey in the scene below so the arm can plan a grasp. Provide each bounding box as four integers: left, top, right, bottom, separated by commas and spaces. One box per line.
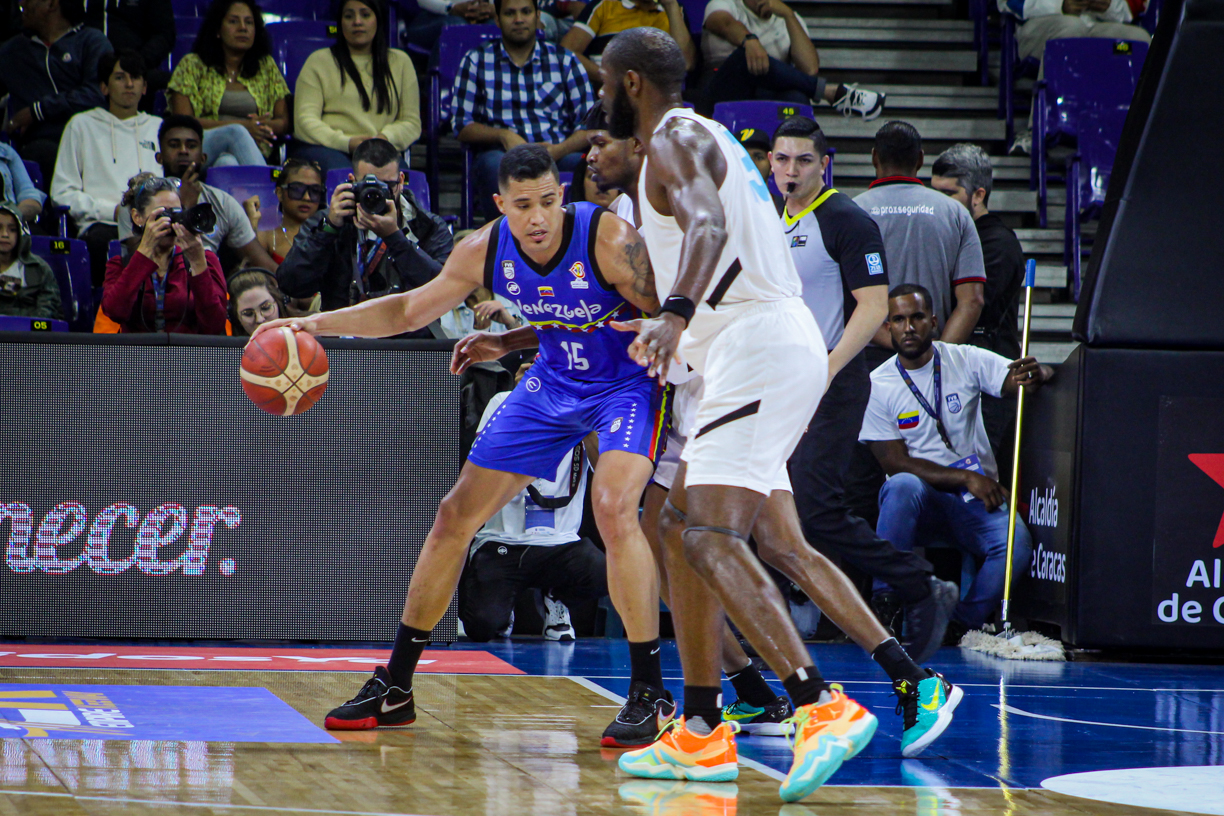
484, 203, 646, 383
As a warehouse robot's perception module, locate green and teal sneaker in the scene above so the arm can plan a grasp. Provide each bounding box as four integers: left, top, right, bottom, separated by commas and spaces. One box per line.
894, 672, 963, 758
722, 695, 794, 736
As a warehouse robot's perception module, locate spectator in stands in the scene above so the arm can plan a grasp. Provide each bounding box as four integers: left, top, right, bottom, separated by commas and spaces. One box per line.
440, 285, 523, 338
453, 0, 594, 221
700, 0, 883, 119
560, 0, 695, 80
932, 143, 1026, 477
227, 267, 286, 336
861, 283, 1049, 634
1007, 0, 1150, 67
537, 0, 585, 41
0, 203, 62, 319
1005, 0, 1149, 153
101, 175, 227, 334
245, 158, 327, 266
85, 0, 176, 102
0, 0, 114, 184
401, 0, 495, 53
142, 115, 278, 273
0, 144, 47, 225
292, 0, 422, 172
51, 49, 162, 285
168, 0, 289, 166
278, 138, 452, 323
854, 122, 987, 350
460, 359, 607, 641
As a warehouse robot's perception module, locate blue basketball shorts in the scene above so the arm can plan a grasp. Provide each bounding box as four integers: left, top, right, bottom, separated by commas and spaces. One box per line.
468, 363, 671, 480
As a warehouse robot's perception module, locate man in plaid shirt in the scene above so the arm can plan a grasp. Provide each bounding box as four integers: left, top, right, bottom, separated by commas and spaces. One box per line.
452, 0, 595, 221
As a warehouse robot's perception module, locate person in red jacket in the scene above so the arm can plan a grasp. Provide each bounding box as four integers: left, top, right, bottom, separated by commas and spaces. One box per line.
101, 175, 226, 334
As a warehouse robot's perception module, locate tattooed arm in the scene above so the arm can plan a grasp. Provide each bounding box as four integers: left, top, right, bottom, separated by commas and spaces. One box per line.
595, 209, 660, 314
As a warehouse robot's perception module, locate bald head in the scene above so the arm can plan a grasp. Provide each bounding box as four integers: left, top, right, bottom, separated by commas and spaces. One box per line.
603, 26, 687, 95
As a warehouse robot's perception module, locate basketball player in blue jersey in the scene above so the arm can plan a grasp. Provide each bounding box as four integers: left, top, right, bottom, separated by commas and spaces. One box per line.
250, 145, 678, 747
584, 107, 960, 757
598, 29, 958, 801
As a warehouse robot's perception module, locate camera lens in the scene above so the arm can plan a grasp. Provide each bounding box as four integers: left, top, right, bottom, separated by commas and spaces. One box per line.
357, 187, 389, 215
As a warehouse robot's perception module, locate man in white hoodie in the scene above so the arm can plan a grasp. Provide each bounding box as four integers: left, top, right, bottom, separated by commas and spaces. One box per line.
51, 49, 161, 285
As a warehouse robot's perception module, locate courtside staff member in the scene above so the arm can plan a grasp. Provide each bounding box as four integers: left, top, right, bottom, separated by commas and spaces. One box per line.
771, 116, 957, 662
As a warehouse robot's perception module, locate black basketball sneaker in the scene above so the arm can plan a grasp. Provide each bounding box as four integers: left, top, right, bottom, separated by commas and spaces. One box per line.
324, 666, 415, 730
601, 680, 676, 748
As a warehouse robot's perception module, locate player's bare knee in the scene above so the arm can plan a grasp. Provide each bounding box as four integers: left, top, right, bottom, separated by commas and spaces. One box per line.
680, 527, 737, 575
591, 485, 637, 543
658, 500, 686, 545
433, 493, 481, 545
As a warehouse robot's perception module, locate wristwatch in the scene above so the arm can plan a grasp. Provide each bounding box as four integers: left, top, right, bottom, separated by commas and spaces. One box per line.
742, 33, 759, 46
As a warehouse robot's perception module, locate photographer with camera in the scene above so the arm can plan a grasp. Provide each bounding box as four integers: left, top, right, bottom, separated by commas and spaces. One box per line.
116, 115, 280, 275
277, 138, 452, 331
100, 175, 227, 334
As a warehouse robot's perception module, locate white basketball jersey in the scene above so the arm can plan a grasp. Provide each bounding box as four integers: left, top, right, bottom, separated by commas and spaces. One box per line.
639, 108, 802, 373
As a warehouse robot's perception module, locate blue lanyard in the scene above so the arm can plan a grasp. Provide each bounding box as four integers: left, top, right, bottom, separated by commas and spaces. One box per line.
895, 346, 955, 451
149, 253, 173, 332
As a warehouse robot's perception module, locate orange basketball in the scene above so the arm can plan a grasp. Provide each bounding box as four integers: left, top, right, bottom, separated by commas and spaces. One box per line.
240, 327, 330, 416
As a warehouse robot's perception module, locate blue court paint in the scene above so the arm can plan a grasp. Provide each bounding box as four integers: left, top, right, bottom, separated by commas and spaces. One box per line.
451, 639, 1224, 790
0, 684, 338, 743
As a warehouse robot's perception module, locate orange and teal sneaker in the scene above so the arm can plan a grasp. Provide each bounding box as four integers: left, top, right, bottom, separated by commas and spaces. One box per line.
618, 717, 740, 783
778, 686, 877, 802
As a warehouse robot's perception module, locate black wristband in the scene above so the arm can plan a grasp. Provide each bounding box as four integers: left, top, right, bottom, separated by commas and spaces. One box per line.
659, 295, 696, 327
742, 33, 759, 45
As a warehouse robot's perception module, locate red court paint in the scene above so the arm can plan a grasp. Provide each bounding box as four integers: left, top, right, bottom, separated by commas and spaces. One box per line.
0, 645, 524, 674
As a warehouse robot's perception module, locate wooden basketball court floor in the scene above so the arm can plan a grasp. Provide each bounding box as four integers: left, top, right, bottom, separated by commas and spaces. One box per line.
0, 640, 1220, 816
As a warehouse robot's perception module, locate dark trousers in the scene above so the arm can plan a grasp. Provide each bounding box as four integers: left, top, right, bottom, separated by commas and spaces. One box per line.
81, 223, 119, 287
458, 537, 607, 642
703, 46, 827, 109
787, 352, 934, 604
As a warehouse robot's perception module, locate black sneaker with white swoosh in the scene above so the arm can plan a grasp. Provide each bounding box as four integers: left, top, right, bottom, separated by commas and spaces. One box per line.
600, 680, 675, 748
324, 666, 415, 730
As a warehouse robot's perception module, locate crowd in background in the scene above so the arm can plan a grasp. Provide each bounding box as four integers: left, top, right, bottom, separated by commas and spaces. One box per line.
0, 0, 1141, 640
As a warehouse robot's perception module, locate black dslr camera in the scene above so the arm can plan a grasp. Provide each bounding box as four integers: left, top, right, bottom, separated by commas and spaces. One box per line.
351, 174, 393, 216
164, 202, 217, 235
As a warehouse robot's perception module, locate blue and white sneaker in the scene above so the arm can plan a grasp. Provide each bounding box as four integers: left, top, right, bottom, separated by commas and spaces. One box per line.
894, 672, 963, 758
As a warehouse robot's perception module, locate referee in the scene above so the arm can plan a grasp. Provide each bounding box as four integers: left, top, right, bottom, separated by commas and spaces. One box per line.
770, 116, 957, 661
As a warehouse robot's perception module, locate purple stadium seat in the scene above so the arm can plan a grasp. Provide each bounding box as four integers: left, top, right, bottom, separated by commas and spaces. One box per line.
997, 12, 1041, 147
171, 0, 199, 17
260, 0, 330, 22
430, 25, 501, 227
278, 38, 332, 89
178, 16, 203, 38
266, 20, 337, 46
207, 165, 282, 232
22, 160, 43, 193
30, 236, 92, 332
1033, 38, 1148, 227
0, 315, 68, 331
168, 32, 196, 74
677, 0, 706, 37
1064, 105, 1130, 299
712, 100, 834, 187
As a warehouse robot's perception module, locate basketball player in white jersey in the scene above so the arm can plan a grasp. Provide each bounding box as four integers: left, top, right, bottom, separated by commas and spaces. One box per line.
599, 28, 877, 801
584, 105, 962, 759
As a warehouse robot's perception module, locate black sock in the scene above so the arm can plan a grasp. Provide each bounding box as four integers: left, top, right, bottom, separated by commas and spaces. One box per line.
782, 666, 830, 708
871, 637, 930, 686
628, 638, 664, 689
726, 662, 776, 708
833, 82, 847, 101
386, 623, 431, 689
683, 685, 723, 734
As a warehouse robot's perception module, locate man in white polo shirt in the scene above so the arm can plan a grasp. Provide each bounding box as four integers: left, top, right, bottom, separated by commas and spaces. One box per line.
860, 283, 1052, 635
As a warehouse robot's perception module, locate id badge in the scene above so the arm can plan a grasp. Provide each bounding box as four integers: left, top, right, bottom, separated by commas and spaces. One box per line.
950, 454, 985, 502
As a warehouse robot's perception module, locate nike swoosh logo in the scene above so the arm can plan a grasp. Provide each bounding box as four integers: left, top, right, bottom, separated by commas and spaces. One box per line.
381, 698, 412, 713
650, 648, 660, 655
920, 691, 942, 712
411, 638, 429, 643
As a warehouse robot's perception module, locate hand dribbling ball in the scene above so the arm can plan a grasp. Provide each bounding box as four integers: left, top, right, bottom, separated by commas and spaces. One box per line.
241, 327, 329, 416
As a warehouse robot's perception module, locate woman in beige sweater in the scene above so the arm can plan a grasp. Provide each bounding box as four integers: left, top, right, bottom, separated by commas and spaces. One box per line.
291, 0, 422, 171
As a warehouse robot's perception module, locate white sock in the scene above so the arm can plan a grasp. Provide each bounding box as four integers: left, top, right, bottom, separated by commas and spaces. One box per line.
686, 715, 715, 735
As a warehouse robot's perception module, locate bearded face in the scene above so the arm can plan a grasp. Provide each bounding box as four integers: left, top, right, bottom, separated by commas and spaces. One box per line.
605, 78, 638, 141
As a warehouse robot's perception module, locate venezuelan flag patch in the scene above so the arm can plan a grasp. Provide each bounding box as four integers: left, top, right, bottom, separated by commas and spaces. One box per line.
897, 410, 920, 430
